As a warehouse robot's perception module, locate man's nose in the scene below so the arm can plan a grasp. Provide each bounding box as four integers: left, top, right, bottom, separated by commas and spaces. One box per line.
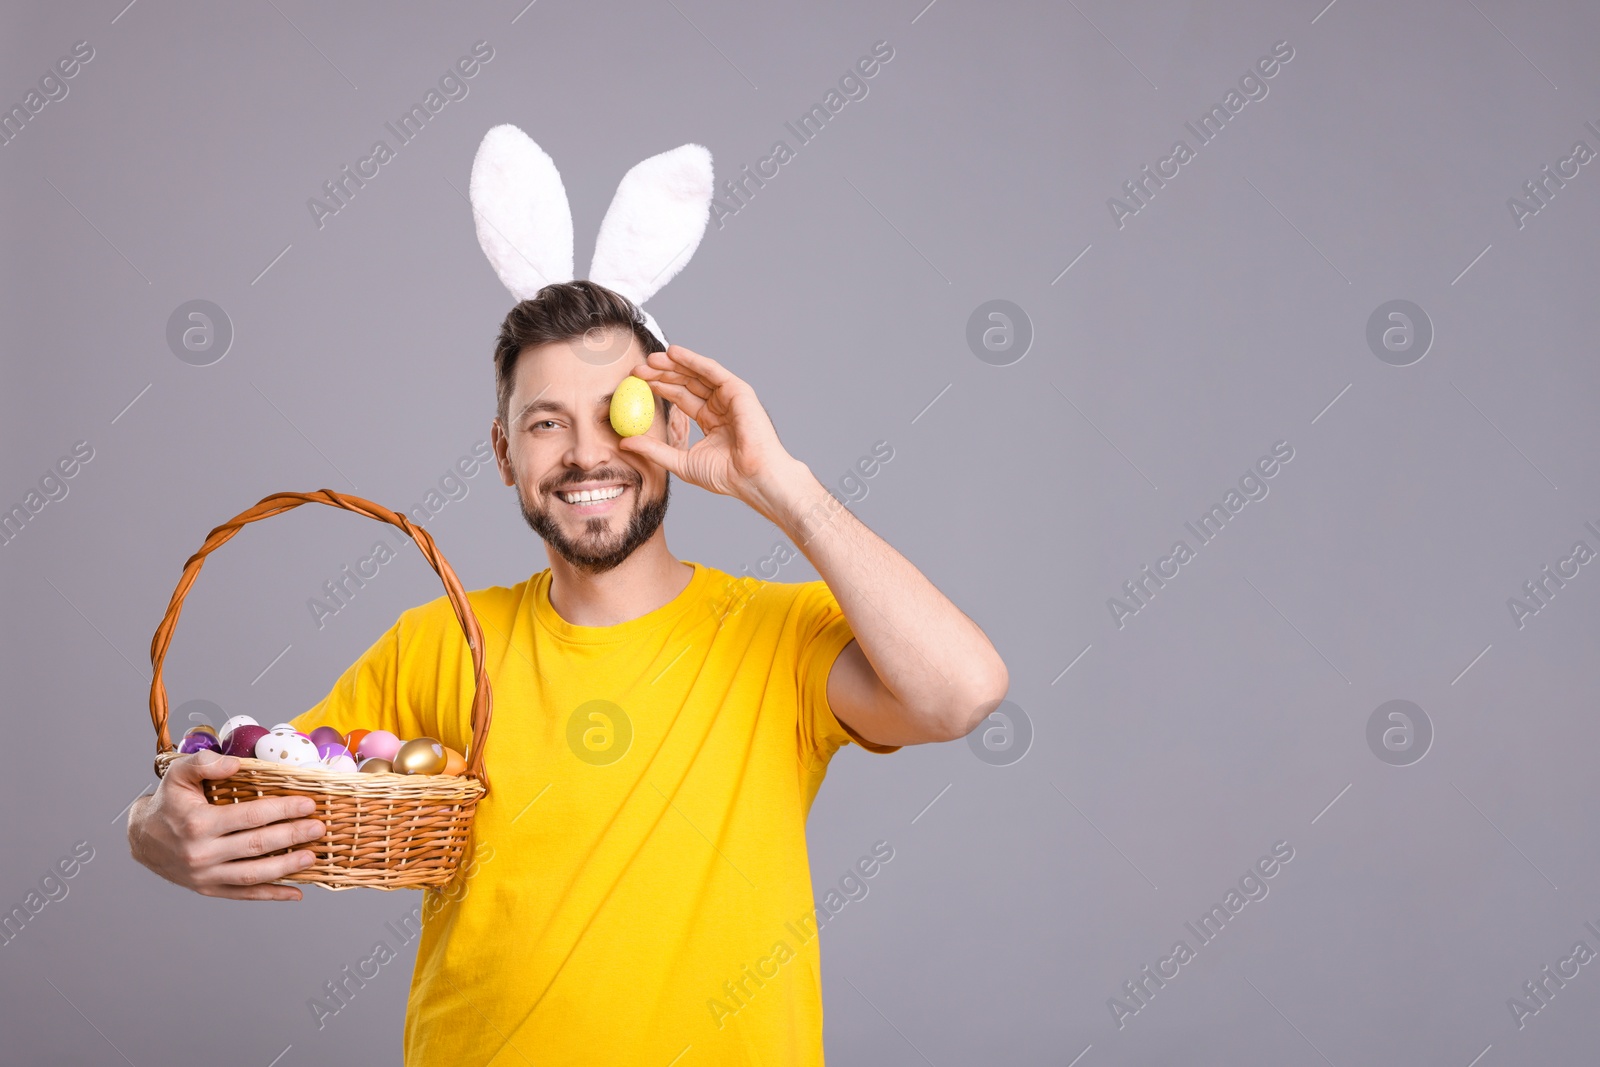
566, 413, 619, 472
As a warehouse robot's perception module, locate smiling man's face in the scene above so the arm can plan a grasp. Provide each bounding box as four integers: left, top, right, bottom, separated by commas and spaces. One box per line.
491, 328, 685, 574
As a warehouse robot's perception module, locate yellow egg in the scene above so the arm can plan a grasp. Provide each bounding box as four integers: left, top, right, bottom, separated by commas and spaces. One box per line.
609, 376, 655, 437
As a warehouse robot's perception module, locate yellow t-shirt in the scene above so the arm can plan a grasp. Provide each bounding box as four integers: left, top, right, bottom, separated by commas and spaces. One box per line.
291, 560, 898, 1066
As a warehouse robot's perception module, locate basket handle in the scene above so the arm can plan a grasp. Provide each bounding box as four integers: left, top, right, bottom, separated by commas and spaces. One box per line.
148, 489, 493, 791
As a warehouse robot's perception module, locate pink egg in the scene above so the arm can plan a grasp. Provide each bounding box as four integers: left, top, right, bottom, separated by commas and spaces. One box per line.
309, 726, 345, 749
322, 753, 358, 772
356, 730, 401, 762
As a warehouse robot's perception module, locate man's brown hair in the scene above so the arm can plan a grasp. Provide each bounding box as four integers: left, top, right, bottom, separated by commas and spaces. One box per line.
493, 280, 669, 428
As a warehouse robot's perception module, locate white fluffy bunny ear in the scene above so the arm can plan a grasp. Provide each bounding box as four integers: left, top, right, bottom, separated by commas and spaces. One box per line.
469, 124, 574, 300
588, 143, 714, 310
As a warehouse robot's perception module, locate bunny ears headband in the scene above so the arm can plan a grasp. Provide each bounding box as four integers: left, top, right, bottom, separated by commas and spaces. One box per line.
468, 124, 716, 349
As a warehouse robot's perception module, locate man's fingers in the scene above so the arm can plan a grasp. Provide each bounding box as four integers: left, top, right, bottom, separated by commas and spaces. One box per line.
210, 792, 318, 834
645, 368, 716, 403
642, 347, 736, 399
665, 345, 736, 387
208, 817, 326, 864
644, 379, 707, 419
201, 848, 318, 889
618, 433, 687, 476
636, 359, 715, 401
169, 750, 240, 785
199, 880, 306, 902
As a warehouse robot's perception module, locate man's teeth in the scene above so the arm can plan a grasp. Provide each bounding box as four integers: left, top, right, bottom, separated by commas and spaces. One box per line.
562, 486, 625, 504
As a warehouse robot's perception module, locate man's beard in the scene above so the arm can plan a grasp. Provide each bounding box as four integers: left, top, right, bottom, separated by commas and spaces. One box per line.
518, 467, 671, 575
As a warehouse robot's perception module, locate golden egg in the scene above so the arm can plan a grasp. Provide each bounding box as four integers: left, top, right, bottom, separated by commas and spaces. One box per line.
609, 375, 655, 437
357, 757, 394, 774
394, 737, 448, 775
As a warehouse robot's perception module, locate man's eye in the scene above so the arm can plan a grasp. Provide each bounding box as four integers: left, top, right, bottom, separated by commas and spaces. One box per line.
530, 420, 558, 430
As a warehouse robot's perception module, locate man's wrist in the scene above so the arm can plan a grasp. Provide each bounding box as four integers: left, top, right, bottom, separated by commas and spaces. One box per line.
751, 460, 851, 550
126, 794, 150, 852
742, 458, 818, 529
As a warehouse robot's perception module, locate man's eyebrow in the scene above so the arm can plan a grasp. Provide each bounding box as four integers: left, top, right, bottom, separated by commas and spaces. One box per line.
513, 397, 564, 422
513, 392, 615, 423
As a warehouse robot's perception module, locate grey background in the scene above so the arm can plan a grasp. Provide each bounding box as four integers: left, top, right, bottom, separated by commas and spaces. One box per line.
3, 0, 1598, 1064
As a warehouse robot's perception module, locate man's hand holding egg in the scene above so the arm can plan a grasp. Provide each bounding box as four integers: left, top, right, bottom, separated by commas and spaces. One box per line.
617, 345, 806, 521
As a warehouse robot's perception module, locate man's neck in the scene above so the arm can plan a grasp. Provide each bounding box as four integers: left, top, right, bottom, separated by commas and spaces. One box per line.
544, 534, 695, 627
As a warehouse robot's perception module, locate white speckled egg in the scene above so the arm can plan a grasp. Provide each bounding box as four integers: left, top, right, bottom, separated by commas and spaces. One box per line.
255, 732, 321, 767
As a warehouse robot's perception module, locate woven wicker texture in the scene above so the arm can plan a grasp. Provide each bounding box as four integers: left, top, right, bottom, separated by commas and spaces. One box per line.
147, 489, 493, 890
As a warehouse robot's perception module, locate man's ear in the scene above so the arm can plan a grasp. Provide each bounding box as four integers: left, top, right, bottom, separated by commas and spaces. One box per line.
490, 418, 516, 486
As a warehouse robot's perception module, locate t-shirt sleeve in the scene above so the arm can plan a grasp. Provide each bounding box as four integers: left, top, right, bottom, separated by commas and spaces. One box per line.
289, 618, 405, 740
289, 596, 476, 756
793, 579, 901, 763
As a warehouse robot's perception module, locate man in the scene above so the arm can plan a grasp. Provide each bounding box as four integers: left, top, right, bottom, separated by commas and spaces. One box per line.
128, 281, 1009, 1064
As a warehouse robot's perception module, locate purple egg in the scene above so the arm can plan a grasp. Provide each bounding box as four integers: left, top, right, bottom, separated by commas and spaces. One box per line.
315, 742, 351, 762
309, 726, 345, 749
177, 732, 221, 754
221, 723, 271, 758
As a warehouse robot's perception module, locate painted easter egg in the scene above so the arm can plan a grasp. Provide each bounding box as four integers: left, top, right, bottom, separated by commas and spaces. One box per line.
177, 731, 221, 755
222, 724, 270, 758
255, 732, 321, 767
356, 730, 401, 762
441, 746, 468, 776
217, 715, 259, 747
608, 375, 655, 437
393, 738, 447, 775
358, 757, 394, 774
309, 726, 345, 749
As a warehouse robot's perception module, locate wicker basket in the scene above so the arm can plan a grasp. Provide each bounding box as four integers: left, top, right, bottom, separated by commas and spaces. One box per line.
149, 489, 493, 890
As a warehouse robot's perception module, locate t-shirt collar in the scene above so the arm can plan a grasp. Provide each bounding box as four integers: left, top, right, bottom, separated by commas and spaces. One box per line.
530, 560, 712, 644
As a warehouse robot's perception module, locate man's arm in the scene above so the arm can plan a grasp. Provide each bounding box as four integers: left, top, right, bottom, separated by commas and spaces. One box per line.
762, 461, 1008, 746
621, 345, 1009, 746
